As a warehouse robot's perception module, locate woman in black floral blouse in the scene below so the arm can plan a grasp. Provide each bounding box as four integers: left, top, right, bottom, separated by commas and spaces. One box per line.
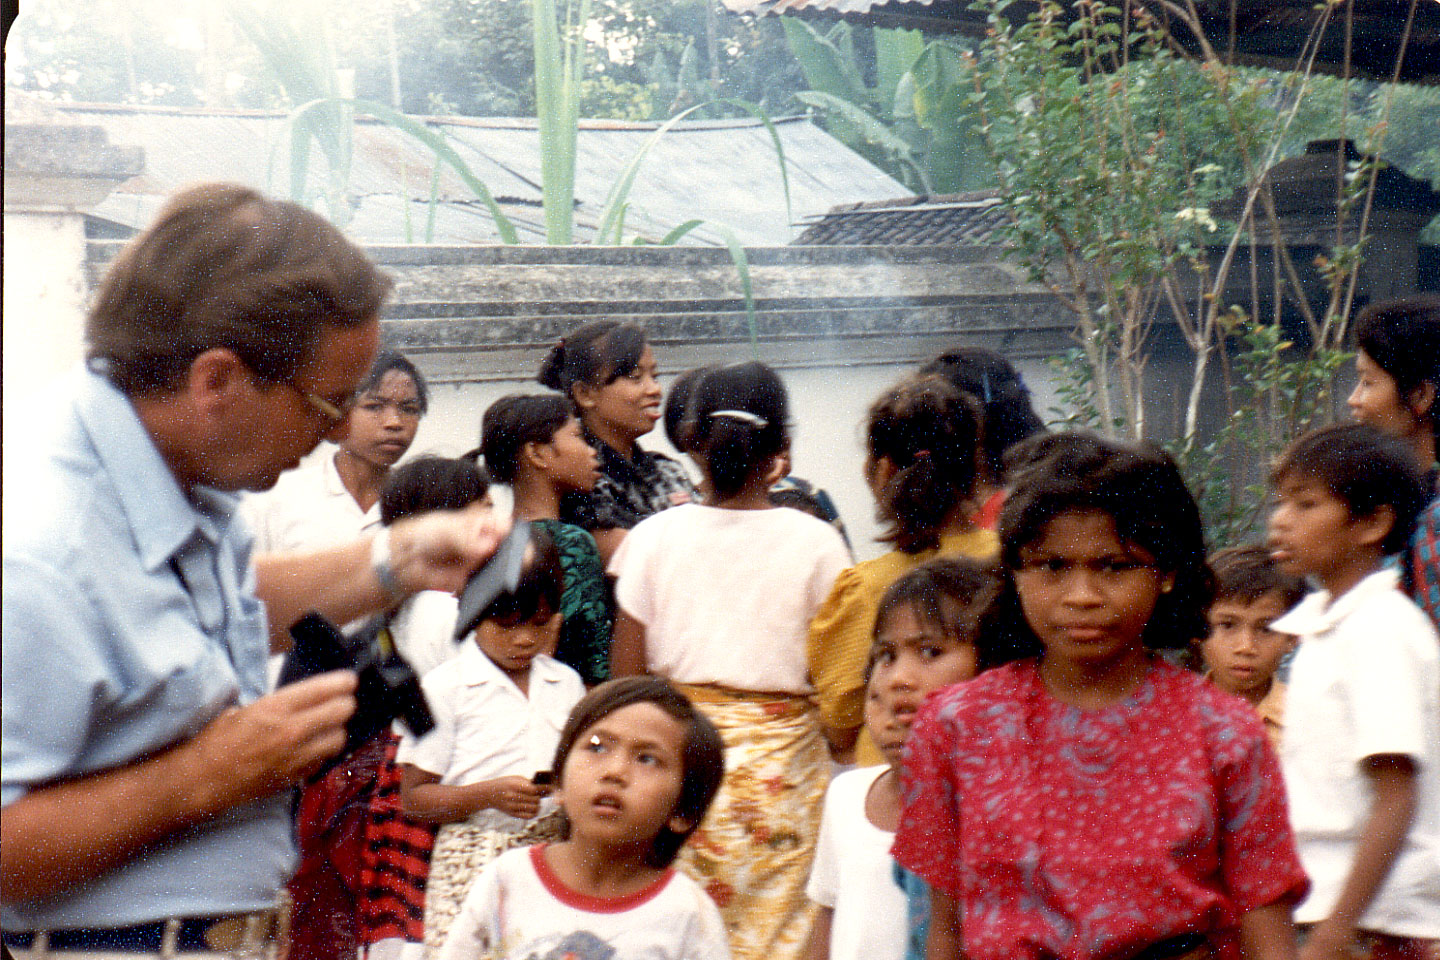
537, 320, 698, 565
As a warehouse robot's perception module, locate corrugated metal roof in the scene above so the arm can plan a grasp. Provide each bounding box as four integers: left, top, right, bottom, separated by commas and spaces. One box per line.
41, 103, 912, 246
721, 0, 938, 14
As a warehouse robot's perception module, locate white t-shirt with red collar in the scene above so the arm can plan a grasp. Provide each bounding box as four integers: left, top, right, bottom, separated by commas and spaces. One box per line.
437, 844, 731, 960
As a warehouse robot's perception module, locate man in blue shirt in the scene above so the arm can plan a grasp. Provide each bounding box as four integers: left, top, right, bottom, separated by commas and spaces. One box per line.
1, 184, 504, 954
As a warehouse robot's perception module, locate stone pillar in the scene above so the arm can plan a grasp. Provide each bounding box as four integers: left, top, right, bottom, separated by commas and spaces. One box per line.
3, 98, 143, 475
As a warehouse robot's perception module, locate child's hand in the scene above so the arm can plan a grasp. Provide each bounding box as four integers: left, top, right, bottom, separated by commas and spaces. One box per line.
480, 776, 548, 819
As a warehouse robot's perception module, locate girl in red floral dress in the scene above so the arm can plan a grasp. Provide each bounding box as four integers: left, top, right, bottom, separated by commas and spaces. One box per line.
892, 433, 1310, 960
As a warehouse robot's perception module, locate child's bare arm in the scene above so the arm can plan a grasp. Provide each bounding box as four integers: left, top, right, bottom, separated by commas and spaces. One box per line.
804, 905, 833, 960
1237, 902, 1297, 960
925, 886, 963, 960
1299, 754, 1417, 960
398, 764, 547, 822
610, 609, 649, 677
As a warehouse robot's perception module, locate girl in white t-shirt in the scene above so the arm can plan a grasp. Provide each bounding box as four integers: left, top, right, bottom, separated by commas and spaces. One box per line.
396, 526, 587, 949
805, 558, 999, 960
609, 361, 852, 960
438, 677, 731, 960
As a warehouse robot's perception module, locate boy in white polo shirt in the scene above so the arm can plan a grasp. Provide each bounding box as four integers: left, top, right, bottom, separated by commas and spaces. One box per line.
1267, 424, 1439, 959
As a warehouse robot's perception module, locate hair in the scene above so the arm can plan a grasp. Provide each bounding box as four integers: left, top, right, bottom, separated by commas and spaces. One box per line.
1208, 545, 1306, 609
1270, 423, 1429, 555
988, 432, 1214, 658
480, 393, 574, 484
1354, 294, 1440, 439
921, 347, 1046, 482
867, 374, 982, 554
864, 557, 1004, 684
663, 365, 716, 454
476, 524, 564, 627
688, 362, 789, 501
357, 349, 429, 415
86, 183, 392, 396
537, 320, 649, 402
379, 456, 489, 526
551, 677, 725, 868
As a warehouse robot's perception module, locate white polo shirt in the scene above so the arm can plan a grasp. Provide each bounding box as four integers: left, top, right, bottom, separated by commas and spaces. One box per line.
396, 643, 584, 829
1274, 568, 1440, 937
241, 445, 380, 554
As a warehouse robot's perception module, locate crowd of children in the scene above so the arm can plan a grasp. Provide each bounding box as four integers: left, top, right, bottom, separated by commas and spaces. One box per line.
258, 299, 1437, 960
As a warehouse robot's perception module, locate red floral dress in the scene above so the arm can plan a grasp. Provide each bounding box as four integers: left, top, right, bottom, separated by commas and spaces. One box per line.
892, 658, 1308, 960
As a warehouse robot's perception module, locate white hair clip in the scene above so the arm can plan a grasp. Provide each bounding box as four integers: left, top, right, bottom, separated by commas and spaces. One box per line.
710, 409, 769, 429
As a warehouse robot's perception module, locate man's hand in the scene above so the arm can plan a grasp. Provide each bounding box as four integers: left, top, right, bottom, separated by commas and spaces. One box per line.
181, 671, 358, 816
387, 502, 511, 597
478, 776, 548, 820
1, 671, 356, 905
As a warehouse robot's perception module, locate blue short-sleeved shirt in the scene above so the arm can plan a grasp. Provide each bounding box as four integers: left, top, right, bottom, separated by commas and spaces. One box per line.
2, 368, 293, 931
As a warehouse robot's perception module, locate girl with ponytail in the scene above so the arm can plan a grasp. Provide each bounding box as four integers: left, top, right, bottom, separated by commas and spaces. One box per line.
808, 373, 999, 765
609, 361, 852, 960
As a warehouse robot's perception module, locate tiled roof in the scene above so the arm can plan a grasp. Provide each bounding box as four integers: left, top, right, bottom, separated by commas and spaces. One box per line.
794, 191, 1008, 246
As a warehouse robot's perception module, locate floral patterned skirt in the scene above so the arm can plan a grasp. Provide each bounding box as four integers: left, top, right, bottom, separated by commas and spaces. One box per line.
674, 684, 831, 960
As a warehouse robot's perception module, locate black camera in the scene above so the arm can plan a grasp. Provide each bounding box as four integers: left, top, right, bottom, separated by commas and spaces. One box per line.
279, 612, 434, 771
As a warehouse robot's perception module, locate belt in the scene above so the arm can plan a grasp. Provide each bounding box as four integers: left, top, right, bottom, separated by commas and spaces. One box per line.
2, 910, 280, 954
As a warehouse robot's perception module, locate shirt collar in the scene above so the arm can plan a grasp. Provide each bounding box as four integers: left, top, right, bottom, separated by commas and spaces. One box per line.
320, 447, 350, 498
76, 367, 238, 572
582, 424, 656, 485
455, 638, 562, 692
1270, 567, 1400, 638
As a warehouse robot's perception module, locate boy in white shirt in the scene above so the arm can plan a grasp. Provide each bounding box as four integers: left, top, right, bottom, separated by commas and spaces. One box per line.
1267, 424, 1440, 960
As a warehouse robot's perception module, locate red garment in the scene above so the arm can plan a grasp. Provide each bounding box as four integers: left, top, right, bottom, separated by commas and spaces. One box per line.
357, 733, 438, 947
892, 659, 1308, 960
971, 489, 1006, 531
287, 737, 391, 960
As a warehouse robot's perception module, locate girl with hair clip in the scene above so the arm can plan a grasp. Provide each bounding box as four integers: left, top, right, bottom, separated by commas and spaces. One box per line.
538, 320, 697, 565
481, 393, 614, 685
920, 346, 1046, 529
893, 433, 1309, 960
807, 373, 998, 766
609, 361, 852, 960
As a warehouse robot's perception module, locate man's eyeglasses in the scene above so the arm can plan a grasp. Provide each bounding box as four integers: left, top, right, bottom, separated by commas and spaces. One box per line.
284, 381, 353, 427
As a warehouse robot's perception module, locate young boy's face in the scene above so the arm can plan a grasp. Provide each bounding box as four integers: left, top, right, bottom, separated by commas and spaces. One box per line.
1201, 592, 1296, 699
867, 601, 979, 770
1268, 473, 1387, 594
475, 606, 561, 681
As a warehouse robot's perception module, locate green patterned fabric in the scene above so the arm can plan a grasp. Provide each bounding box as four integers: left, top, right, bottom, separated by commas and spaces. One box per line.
534, 519, 614, 685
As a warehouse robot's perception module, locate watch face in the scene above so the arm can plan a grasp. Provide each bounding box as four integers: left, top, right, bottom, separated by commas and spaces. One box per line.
453, 520, 532, 642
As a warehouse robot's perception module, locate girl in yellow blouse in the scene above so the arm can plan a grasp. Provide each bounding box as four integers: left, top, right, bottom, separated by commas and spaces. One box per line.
807, 373, 999, 765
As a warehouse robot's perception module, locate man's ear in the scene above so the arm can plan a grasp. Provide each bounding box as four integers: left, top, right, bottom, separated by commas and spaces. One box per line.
1353, 503, 1396, 550
667, 813, 692, 835
185, 348, 250, 415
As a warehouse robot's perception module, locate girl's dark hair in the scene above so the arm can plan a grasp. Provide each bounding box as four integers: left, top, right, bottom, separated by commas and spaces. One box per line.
865, 557, 1005, 683
990, 432, 1214, 658
480, 393, 574, 484
1271, 423, 1429, 555
867, 374, 981, 554
551, 677, 725, 869
358, 349, 429, 414
379, 456, 489, 525
920, 347, 1045, 482
663, 365, 716, 453
537, 320, 648, 400
1354, 294, 1440, 438
477, 524, 564, 627
689, 362, 789, 501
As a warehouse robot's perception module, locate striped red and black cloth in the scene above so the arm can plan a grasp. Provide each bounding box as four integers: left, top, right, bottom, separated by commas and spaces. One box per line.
357, 732, 439, 948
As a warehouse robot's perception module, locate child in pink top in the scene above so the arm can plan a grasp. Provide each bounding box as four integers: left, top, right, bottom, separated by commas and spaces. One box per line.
892, 433, 1309, 960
